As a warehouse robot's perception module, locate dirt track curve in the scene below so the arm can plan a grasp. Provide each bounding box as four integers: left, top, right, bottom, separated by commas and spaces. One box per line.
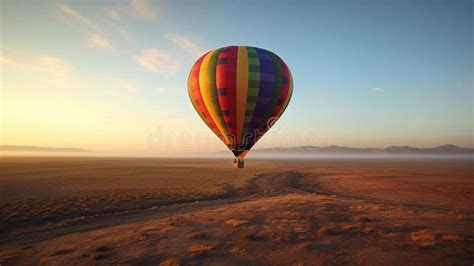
1, 171, 307, 246
1, 169, 473, 265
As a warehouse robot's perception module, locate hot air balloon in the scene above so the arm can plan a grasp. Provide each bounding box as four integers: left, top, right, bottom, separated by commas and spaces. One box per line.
187, 46, 293, 168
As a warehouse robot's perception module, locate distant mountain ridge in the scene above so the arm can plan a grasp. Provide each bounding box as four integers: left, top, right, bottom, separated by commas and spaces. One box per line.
0, 145, 90, 153
252, 144, 474, 155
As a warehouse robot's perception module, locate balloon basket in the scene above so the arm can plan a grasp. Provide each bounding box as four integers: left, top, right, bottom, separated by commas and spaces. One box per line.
232, 158, 244, 168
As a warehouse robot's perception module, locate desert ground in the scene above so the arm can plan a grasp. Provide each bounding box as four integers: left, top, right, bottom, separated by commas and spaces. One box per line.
0, 157, 473, 265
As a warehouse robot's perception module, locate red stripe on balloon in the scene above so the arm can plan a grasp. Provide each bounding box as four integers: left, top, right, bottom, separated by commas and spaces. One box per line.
216, 46, 238, 144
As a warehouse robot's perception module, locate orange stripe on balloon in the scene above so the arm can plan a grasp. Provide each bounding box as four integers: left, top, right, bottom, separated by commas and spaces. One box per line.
188, 52, 223, 141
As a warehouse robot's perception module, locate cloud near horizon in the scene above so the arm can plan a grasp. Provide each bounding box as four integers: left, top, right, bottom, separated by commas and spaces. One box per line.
1, 52, 76, 85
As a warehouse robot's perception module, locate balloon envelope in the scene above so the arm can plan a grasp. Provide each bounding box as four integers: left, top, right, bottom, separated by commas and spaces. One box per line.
188, 46, 293, 158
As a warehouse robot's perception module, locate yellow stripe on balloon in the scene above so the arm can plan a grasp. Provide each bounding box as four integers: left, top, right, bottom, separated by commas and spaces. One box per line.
235, 46, 249, 144
199, 50, 231, 144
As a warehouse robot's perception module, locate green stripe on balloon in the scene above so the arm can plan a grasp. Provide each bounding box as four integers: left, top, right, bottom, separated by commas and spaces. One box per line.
241, 47, 260, 142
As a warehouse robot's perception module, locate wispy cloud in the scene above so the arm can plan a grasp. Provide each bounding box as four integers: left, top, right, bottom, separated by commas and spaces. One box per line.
370, 87, 384, 92
165, 34, 203, 56
105, 0, 157, 20
57, 3, 111, 50
57, 3, 99, 32
105, 7, 121, 20
130, 0, 157, 19
134, 49, 179, 74
39, 55, 77, 85
88, 34, 111, 49
105, 20, 136, 43
2, 52, 77, 85
0, 52, 26, 69
114, 79, 139, 93
58, 1, 140, 48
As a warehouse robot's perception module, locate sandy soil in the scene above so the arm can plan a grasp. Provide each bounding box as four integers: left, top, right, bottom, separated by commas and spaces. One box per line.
0, 157, 473, 265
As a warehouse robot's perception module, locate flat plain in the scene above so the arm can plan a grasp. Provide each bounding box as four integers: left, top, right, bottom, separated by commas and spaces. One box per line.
0, 156, 473, 265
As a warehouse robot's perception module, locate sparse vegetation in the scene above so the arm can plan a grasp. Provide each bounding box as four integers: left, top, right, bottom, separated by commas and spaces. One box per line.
51, 248, 74, 256
0, 157, 273, 230
188, 243, 215, 257
95, 245, 112, 252
189, 232, 208, 239
0, 158, 472, 265
224, 219, 249, 227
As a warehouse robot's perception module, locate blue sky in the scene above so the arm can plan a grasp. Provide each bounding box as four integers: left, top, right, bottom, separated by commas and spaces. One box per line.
1, 0, 472, 154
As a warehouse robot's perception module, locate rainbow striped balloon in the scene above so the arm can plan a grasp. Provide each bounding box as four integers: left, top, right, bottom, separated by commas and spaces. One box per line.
188, 46, 293, 161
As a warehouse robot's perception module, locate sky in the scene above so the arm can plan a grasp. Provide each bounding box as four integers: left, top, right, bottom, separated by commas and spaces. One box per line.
1, 0, 472, 155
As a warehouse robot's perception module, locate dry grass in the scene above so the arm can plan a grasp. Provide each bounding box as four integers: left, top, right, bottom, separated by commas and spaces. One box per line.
51, 248, 74, 256
241, 232, 265, 241
189, 232, 208, 239
1, 157, 473, 265
410, 229, 437, 244
95, 245, 112, 252
341, 224, 356, 230
317, 225, 336, 235
93, 253, 108, 260
159, 258, 180, 266
187, 243, 215, 256
441, 234, 463, 241
224, 219, 249, 227
0, 157, 276, 229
